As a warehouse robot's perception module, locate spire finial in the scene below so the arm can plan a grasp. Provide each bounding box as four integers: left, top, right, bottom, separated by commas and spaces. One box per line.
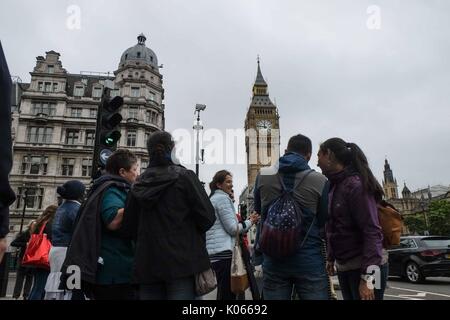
254, 56, 267, 86
137, 33, 147, 45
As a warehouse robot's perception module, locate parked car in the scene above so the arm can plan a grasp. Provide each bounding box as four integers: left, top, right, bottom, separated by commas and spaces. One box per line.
388, 236, 450, 283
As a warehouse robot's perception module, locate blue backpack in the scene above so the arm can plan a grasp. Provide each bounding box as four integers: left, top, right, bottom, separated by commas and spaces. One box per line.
258, 170, 315, 259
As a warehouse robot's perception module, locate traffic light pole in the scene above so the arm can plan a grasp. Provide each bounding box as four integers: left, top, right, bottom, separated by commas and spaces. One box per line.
91, 88, 123, 180
91, 88, 110, 179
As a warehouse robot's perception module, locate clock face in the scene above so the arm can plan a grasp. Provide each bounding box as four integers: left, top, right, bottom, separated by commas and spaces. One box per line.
256, 120, 272, 130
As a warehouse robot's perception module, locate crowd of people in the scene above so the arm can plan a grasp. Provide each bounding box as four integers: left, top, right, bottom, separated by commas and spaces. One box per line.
6, 130, 389, 301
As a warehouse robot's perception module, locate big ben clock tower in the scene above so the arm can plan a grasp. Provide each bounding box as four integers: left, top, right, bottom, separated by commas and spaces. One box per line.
244, 58, 280, 192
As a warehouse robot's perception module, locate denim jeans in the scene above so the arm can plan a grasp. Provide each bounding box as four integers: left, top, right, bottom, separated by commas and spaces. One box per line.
337, 263, 388, 300
262, 268, 329, 300
139, 276, 195, 300
28, 268, 49, 300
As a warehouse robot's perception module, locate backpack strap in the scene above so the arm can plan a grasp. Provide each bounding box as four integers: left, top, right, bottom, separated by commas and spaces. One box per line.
299, 215, 316, 249
278, 169, 314, 193
292, 169, 314, 191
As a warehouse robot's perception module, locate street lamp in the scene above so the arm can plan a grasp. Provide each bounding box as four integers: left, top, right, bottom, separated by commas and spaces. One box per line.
419, 200, 430, 236
193, 104, 206, 177
18, 188, 30, 235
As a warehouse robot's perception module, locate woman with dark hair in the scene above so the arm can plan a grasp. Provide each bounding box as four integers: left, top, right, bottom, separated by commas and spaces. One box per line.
122, 131, 216, 300
28, 204, 58, 300
317, 137, 387, 300
206, 170, 259, 300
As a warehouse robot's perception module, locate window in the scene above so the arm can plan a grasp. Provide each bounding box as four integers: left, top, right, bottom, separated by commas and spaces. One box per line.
137, 52, 141, 58
131, 87, 140, 98
28, 127, 53, 144
61, 158, 75, 176
32, 102, 56, 116
400, 239, 417, 249
141, 160, 148, 174
44, 82, 52, 92
53, 83, 58, 92
127, 130, 137, 147
70, 108, 82, 118
66, 129, 80, 145
74, 86, 84, 97
21, 156, 48, 175
128, 107, 139, 119
89, 109, 97, 118
16, 187, 44, 210
48, 65, 54, 73
92, 87, 102, 98
151, 112, 157, 124
85, 130, 95, 146
82, 158, 92, 177
38, 82, 43, 91
148, 91, 155, 101
144, 132, 150, 144
421, 239, 450, 248
110, 89, 120, 98
145, 111, 151, 123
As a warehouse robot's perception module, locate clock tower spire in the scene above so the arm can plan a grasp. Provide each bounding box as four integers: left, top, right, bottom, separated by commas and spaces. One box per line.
244, 58, 280, 194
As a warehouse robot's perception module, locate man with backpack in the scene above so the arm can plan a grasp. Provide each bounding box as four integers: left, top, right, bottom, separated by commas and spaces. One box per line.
253, 134, 330, 300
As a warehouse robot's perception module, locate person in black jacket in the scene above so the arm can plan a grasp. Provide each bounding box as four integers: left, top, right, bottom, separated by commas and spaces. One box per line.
0, 41, 16, 263
11, 228, 33, 300
122, 131, 216, 300
10, 227, 33, 299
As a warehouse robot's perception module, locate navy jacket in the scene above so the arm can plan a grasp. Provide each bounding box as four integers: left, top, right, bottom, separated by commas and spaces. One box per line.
52, 200, 81, 247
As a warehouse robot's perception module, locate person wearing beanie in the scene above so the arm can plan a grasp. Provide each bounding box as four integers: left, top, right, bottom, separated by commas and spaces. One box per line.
44, 180, 85, 300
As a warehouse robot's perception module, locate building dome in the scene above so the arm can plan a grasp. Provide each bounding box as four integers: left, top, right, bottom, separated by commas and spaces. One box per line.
119, 34, 158, 69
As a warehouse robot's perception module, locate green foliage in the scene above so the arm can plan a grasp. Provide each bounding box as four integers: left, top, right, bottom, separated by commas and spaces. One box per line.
428, 200, 450, 236
404, 200, 450, 236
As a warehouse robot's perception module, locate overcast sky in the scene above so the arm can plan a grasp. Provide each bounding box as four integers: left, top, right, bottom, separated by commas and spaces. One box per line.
1, 0, 449, 199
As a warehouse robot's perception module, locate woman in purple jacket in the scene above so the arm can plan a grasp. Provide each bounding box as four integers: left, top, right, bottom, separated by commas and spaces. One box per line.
317, 138, 387, 300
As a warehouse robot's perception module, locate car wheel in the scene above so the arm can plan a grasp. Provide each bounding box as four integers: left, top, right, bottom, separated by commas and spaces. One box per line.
405, 261, 424, 283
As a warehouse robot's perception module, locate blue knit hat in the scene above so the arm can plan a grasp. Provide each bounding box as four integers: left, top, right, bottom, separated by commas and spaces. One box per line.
57, 180, 86, 200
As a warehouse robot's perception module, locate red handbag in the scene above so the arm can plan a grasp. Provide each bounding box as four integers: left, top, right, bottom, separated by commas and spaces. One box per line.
22, 222, 51, 269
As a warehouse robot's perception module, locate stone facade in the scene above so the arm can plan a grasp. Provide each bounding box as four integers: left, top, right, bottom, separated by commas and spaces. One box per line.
8, 34, 165, 236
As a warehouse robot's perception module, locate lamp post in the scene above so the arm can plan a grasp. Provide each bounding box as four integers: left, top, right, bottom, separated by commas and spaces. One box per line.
420, 200, 430, 236
193, 104, 206, 178
18, 188, 30, 235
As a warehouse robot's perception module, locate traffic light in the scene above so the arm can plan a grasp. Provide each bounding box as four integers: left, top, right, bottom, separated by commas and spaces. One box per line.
92, 88, 124, 178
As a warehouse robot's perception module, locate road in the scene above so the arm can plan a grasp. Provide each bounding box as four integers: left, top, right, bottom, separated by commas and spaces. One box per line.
380, 277, 450, 300
203, 276, 450, 301
2, 273, 449, 300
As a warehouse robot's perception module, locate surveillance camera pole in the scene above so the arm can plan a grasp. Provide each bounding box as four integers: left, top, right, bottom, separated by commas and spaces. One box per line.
193, 104, 205, 177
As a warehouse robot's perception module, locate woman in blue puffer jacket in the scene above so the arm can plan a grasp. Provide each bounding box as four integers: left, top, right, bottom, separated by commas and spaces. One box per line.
206, 170, 259, 300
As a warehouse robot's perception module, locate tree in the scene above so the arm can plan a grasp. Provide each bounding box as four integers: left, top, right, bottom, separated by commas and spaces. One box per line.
404, 200, 450, 236
404, 214, 426, 235
427, 200, 450, 236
